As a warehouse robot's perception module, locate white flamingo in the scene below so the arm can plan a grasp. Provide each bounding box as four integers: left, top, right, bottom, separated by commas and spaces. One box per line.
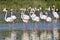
39, 9, 47, 40
29, 8, 40, 40
10, 9, 17, 40
20, 8, 30, 40
52, 6, 59, 40
3, 8, 14, 22
40, 18, 52, 40
40, 11, 52, 40
40, 11, 47, 20
52, 5, 59, 19
10, 9, 17, 20
30, 8, 40, 22
52, 10, 59, 19
45, 10, 52, 40
20, 8, 30, 23
3, 8, 17, 40
39, 10, 47, 40
3, 8, 16, 22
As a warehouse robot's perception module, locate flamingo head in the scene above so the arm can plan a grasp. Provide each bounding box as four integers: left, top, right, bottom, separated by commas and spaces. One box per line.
52, 5, 55, 8
56, 9, 58, 12
28, 7, 31, 9
39, 7, 42, 10
51, 8, 54, 10
3, 8, 7, 12
10, 9, 13, 12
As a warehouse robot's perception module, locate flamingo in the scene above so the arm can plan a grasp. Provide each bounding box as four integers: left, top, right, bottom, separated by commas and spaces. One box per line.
20, 8, 30, 40
52, 10, 59, 19
39, 8, 47, 40
3, 8, 14, 22
46, 17, 52, 40
10, 9, 17, 40
20, 8, 30, 23
3, 8, 16, 22
39, 10, 48, 40
45, 8, 53, 40
10, 9, 17, 20
3, 8, 17, 40
30, 8, 40, 22
39, 11, 47, 20
40, 9, 52, 40
29, 8, 40, 40
52, 6, 59, 40
40, 13, 52, 40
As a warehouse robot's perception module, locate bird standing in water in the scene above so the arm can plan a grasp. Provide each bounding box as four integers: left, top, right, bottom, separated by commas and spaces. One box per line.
20, 8, 30, 40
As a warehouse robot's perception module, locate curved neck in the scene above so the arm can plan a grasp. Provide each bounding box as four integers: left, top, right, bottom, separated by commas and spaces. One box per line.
29, 11, 34, 16
21, 12, 24, 18
5, 12, 7, 20
11, 11, 13, 16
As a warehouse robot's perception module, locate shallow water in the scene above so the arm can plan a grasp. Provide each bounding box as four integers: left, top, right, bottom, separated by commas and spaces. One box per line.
0, 20, 60, 30
0, 20, 60, 40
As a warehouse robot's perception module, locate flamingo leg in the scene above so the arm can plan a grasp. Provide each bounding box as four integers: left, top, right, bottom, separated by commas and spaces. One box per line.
34, 22, 38, 33
9, 23, 11, 37
54, 19, 59, 40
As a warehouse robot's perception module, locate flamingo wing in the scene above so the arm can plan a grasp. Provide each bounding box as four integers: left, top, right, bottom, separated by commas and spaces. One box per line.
11, 15, 17, 20
5, 17, 14, 22
46, 17, 52, 22
53, 12, 59, 19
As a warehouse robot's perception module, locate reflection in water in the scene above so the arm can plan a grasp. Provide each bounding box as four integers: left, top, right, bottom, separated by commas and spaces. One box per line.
53, 20, 59, 40
30, 31, 39, 40
0, 20, 60, 40
40, 31, 47, 40
22, 31, 29, 40
10, 31, 16, 40
47, 32, 52, 40
5, 31, 16, 40
53, 27, 59, 40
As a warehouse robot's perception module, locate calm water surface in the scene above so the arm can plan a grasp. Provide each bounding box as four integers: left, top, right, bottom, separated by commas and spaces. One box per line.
0, 20, 60, 40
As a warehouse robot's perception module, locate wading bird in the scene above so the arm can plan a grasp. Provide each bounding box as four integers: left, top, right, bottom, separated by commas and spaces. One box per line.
3, 8, 17, 40
45, 8, 52, 40
40, 9, 52, 40
3, 8, 14, 22
29, 8, 40, 40
52, 7, 59, 40
20, 8, 30, 40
